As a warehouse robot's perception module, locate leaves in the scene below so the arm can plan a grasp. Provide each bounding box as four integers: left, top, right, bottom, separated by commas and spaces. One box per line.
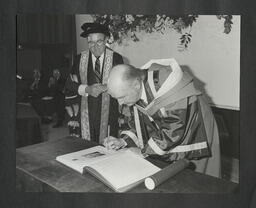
91, 15, 232, 51
92, 15, 198, 45
216, 15, 233, 34
179, 33, 192, 51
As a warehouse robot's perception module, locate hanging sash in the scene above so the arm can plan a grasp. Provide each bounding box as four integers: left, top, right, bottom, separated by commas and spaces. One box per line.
133, 106, 144, 149
79, 49, 113, 142
99, 49, 113, 143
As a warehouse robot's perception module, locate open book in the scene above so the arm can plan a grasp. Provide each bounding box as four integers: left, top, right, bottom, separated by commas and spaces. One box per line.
56, 146, 160, 192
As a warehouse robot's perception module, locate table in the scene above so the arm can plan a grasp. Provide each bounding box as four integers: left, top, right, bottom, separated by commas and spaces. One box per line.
16, 103, 43, 147
16, 137, 238, 193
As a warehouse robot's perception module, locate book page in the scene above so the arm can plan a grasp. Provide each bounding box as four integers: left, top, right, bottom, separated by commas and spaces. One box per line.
86, 149, 160, 191
56, 146, 116, 173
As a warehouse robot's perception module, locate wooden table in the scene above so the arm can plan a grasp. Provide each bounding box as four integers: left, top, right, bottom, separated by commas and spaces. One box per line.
16, 103, 43, 147
16, 137, 238, 193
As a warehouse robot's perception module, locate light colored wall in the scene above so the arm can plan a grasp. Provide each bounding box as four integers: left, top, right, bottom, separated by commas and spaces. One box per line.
75, 15, 94, 53
76, 15, 240, 110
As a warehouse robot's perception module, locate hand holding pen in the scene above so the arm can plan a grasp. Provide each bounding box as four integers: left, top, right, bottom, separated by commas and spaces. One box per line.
103, 125, 126, 150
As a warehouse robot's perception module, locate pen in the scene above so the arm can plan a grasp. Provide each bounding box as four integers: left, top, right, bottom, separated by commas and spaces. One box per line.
107, 125, 110, 139
105, 125, 110, 148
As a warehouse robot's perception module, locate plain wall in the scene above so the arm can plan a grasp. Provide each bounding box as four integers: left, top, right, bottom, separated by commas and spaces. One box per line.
76, 15, 240, 110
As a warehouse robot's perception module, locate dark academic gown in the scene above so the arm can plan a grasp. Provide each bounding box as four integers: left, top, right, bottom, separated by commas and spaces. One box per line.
65, 48, 123, 143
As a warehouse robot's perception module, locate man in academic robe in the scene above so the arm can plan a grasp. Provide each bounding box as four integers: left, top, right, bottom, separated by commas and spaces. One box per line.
104, 59, 221, 178
65, 23, 123, 143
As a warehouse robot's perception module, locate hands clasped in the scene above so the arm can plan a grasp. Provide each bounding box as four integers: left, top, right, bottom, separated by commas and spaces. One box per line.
86, 83, 107, 97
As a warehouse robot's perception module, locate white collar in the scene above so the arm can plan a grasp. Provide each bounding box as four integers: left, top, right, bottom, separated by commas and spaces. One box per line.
140, 82, 148, 105
142, 58, 183, 99
155, 58, 183, 98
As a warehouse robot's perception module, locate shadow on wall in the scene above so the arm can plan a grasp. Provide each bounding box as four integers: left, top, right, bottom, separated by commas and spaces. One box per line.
181, 65, 214, 105
122, 56, 130, 65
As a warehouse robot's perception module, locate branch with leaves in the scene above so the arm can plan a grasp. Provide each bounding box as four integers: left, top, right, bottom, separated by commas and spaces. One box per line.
91, 15, 233, 51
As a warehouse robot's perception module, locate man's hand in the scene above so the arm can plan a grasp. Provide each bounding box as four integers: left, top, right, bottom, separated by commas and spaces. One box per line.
103, 136, 127, 150
85, 84, 107, 97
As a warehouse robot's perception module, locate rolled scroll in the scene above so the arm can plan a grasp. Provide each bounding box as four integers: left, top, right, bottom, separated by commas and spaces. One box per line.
144, 159, 189, 190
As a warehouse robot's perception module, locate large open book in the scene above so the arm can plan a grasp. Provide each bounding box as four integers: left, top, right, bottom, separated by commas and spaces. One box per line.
56, 146, 160, 192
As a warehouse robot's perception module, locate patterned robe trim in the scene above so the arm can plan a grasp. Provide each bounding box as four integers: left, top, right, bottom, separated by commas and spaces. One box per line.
98, 49, 113, 144
79, 49, 113, 141
148, 137, 208, 155
79, 50, 90, 140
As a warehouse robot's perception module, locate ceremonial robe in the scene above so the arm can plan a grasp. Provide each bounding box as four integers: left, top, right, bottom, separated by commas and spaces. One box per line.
120, 59, 221, 178
65, 47, 123, 143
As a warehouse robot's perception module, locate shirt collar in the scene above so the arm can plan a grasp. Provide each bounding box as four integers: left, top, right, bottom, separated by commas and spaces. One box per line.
91, 52, 105, 60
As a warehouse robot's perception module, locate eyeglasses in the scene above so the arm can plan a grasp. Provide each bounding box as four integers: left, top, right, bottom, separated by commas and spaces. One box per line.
88, 39, 105, 46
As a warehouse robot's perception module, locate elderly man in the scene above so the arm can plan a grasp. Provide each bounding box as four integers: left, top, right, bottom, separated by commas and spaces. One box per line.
65, 23, 123, 142
105, 59, 221, 178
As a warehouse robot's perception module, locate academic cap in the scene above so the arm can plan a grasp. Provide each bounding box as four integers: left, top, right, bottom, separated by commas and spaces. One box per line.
80, 23, 110, 38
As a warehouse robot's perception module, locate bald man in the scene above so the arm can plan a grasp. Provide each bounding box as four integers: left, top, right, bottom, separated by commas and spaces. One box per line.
105, 60, 221, 178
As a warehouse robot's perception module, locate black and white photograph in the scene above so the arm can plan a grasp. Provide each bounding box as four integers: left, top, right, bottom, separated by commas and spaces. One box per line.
15, 14, 240, 193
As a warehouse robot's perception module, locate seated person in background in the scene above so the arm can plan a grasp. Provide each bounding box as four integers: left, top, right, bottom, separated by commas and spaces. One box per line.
64, 72, 81, 137
104, 59, 221, 178
48, 69, 66, 128
28, 69, 53, 123
16, 74, 29, 103
29, 69, 43, 97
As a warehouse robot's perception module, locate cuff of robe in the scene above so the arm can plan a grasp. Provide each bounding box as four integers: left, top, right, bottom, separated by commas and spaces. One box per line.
78, 84, 88, 97
121, 135, 137, 147
148, 137, 167, 156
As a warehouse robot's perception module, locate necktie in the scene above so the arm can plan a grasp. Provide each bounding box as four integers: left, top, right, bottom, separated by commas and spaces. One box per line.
94, 56, 101, 83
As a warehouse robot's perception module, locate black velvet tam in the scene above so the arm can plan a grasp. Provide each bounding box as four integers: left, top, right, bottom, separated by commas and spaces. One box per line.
80, 23, 110, 38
